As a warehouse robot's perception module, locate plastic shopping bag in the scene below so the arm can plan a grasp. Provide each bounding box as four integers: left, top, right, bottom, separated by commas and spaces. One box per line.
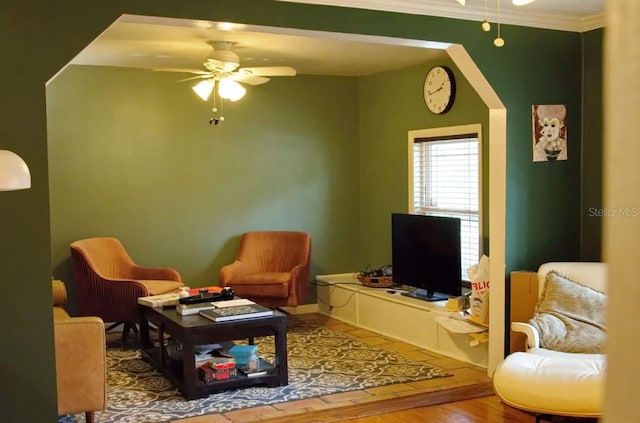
467, 255, 490, 326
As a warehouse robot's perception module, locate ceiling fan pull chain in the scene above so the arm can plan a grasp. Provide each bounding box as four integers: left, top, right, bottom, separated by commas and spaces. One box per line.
212, 85, 218, 113
209, 88, 225, 126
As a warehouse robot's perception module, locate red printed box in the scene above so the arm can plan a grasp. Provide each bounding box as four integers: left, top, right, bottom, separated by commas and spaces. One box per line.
197, 358, 237, 382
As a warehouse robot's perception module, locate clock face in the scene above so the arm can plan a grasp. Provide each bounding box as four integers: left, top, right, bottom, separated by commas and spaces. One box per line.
423, 66, 456, 114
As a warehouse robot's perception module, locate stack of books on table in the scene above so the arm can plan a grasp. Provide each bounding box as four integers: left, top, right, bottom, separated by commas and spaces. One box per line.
177, 302, 218, 316
137, 292, 183, 308
138, 286, 222, 309
199, 299, 274, 322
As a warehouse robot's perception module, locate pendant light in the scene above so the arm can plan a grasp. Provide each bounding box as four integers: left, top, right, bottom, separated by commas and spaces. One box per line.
493, 0, 505, 47
481, 0, 491, 31
0, 150, 31, 191
459, 0, 536, 46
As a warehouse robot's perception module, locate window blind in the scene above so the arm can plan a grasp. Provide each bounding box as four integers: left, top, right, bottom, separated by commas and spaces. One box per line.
413, 137, 480, 280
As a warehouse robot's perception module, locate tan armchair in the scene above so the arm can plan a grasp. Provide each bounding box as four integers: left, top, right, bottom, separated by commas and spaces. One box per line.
53, 280, 106, 423
70, 237, 183, 339
219, 231, 311, 308
493, 262, 607, 420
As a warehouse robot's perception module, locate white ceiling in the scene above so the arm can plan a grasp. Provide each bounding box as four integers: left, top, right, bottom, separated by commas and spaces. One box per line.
279, 0, 605, 31
70, 0, 605, 78
71, 15, 449, 77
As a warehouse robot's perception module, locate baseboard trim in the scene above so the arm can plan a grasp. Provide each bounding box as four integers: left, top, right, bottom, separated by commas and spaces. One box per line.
258, 381, 495, 423
280, 303, 319, 314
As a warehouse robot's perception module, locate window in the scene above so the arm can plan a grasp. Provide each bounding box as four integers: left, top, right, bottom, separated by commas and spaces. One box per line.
409, 126, 482, 281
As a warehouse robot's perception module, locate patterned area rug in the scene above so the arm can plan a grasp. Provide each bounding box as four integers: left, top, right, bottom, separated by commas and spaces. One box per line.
59, 316, 451, 423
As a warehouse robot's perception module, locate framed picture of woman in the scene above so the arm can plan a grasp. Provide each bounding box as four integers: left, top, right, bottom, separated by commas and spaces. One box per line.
532, 104, 567, 162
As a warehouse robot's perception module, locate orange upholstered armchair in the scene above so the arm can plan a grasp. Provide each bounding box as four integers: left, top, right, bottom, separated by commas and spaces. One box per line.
219, 231, 312, 308
70, 237, 183, 339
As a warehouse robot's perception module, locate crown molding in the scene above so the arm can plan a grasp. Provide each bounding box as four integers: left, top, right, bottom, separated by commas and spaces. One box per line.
278, 0, 605, 32
580, 14, 606, 32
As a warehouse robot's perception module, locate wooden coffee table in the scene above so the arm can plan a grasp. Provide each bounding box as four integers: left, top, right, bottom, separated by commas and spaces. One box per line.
139, 304, 288, 400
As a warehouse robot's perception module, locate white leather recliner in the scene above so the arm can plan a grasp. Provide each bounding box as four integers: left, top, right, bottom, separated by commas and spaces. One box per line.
493, 262, 607, 422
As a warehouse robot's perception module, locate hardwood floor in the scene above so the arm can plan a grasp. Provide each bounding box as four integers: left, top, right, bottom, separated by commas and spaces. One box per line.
174, 313, 597, 423
256, 383, 538, 423
339, 395, 535, 423
266, 393, 597, 423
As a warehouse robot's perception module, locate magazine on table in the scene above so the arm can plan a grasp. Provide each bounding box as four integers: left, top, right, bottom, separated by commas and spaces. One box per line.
176, 302, 217, 315
212, 298, 256, 308
199, 303, 274, 322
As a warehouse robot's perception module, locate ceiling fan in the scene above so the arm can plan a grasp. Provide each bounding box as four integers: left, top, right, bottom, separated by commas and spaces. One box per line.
160, 40, 297, 102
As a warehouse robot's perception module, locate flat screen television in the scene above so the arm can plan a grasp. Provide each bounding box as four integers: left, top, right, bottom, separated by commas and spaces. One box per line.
391, 213, 462, 302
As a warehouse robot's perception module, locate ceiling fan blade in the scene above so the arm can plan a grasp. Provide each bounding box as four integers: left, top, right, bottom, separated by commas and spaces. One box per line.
230, 74, 270, 86
177, 74, 213, 83
236, 66, 297, 77
204, 57, 240, 73
152, 67, 210, 75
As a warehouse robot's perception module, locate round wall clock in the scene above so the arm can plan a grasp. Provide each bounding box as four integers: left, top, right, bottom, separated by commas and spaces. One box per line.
423, 65, 456, 114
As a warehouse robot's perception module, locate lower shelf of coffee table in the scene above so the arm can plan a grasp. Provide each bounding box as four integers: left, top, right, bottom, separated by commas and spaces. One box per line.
142, 346, 281, 399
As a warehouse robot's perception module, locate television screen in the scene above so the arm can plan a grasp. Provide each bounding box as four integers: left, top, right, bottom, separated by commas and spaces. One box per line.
391, 213, 462, 301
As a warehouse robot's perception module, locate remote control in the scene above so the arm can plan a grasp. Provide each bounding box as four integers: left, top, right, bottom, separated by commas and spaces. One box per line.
178, 287, 235, 304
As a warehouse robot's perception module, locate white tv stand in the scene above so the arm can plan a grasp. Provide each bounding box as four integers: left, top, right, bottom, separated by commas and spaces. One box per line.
316, 273, 488, 368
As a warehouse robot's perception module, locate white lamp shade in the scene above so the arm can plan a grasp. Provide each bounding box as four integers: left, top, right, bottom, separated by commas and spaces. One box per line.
512, 0, 534, 5
0, 150, 31, 191
192, 79, 215, 101
218, 78, 246, 101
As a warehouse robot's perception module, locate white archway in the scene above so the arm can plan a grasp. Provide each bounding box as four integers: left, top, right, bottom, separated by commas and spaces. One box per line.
447, 44, 506, 374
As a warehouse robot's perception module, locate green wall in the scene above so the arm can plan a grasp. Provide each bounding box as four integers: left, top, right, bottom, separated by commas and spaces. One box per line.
582, 28, 604, 261
358, 58, 489, 268
47, 66, 361, 314
500, 27, 583, 271
0, 1, 598, 421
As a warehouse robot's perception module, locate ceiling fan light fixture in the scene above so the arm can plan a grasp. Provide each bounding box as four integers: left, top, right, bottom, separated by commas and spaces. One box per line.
512, 0, 534, 5
192, 79, 215, 101
456, 0, 465, 5
218, 78, 246, 101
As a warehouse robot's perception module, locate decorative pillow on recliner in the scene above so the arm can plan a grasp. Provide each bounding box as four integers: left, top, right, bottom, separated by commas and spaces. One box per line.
528, 270, 607, 353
